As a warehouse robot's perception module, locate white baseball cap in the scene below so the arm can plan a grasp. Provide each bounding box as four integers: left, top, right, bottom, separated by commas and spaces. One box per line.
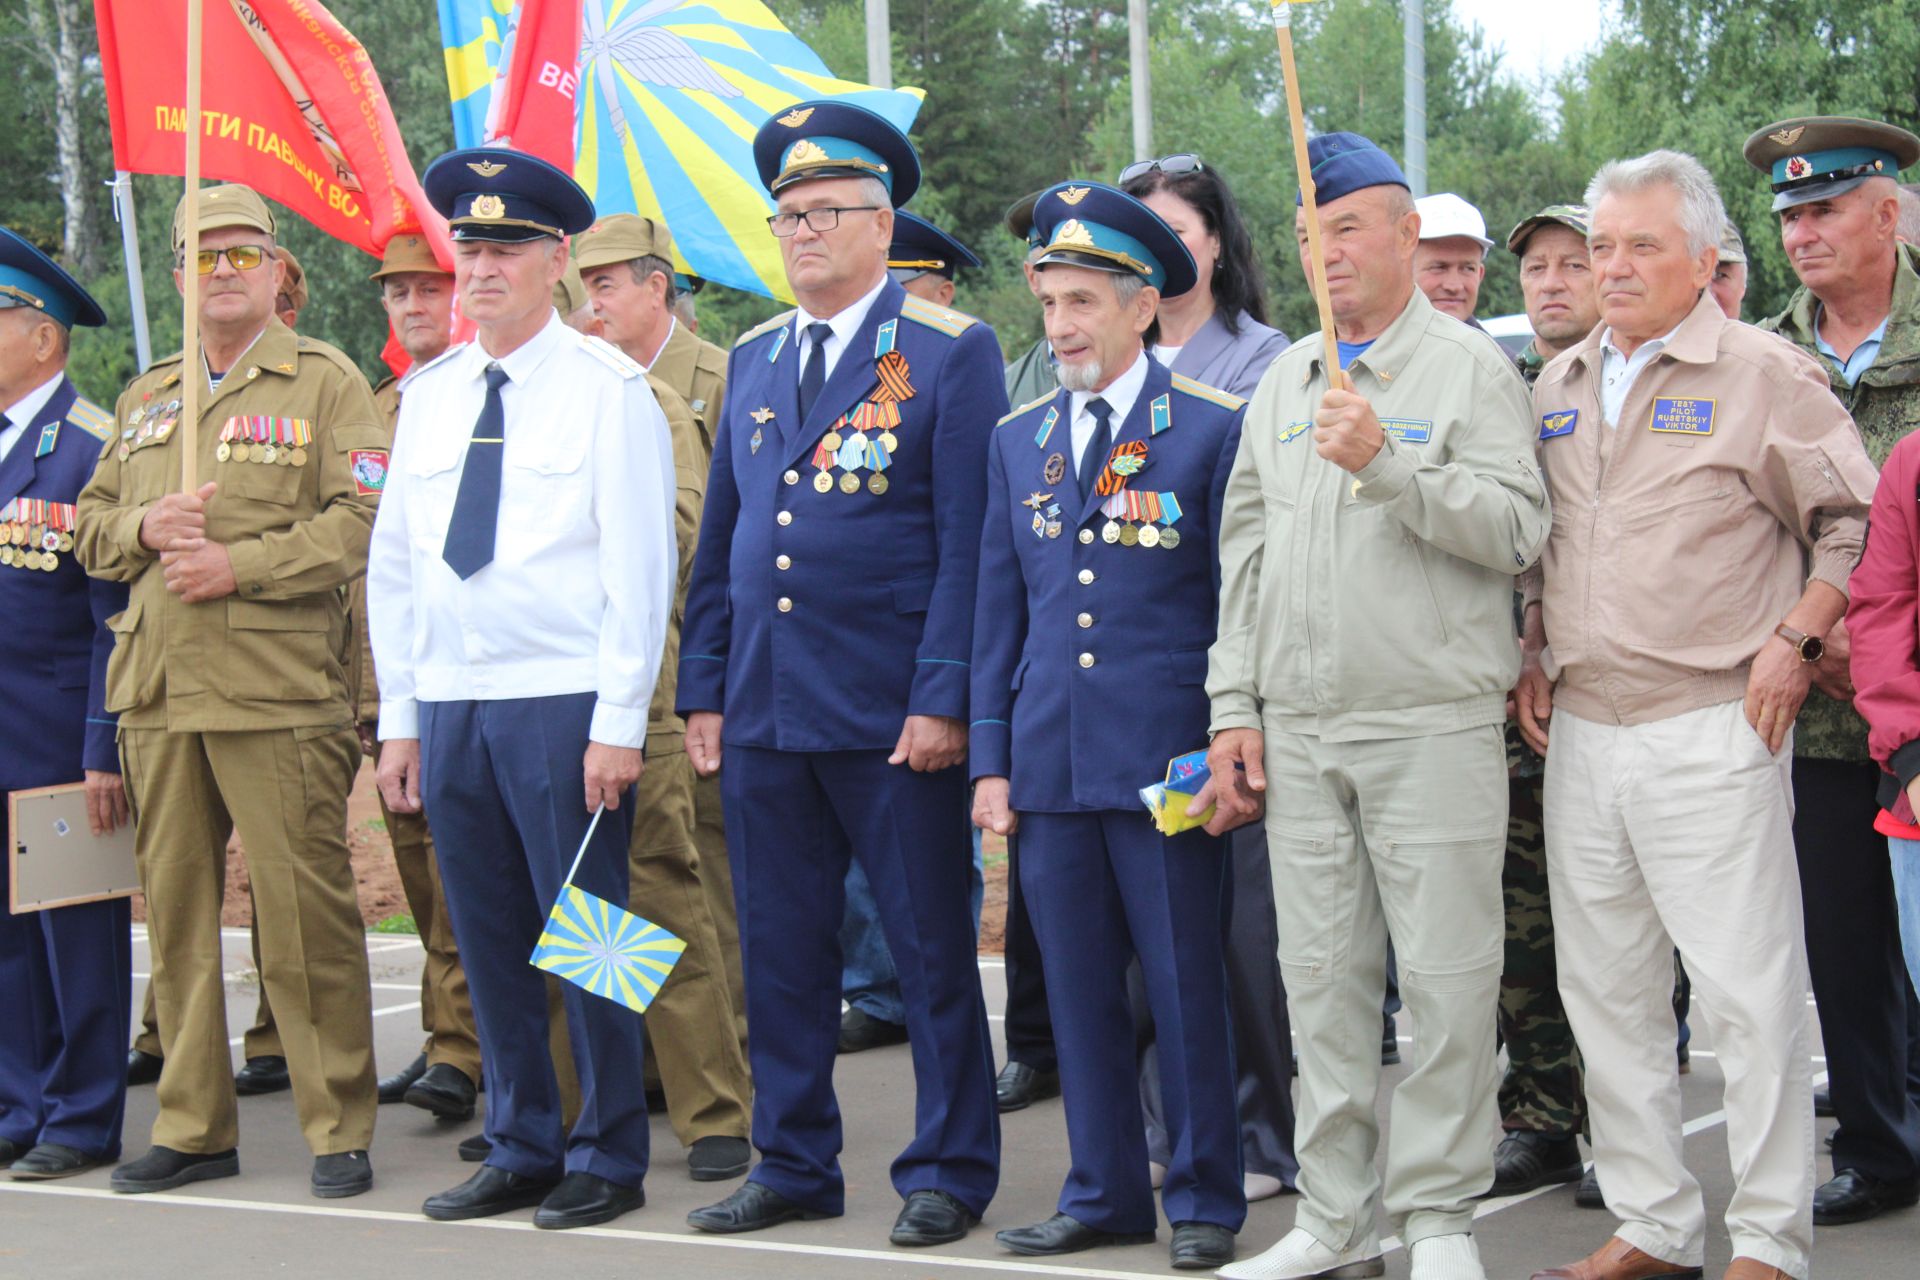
1415, 192, 1494, 256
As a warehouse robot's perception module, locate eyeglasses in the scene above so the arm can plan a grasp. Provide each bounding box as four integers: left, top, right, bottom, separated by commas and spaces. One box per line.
1118, 154, 1206, 185
193, 245, 270, 274
767, 206, 881, 237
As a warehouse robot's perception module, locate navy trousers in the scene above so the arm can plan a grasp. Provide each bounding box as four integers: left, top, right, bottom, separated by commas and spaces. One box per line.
420, 694, 649, 1186
1019, 809, 1246, 1234
0, 848, 130, 1159
721, 745, 999, 1216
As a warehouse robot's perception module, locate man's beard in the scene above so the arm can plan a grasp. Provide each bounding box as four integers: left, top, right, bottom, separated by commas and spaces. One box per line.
1057, 355, 1104, 392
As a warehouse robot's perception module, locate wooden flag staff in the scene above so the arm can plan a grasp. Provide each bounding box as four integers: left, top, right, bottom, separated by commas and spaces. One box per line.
1270, 1, 1342, 378
179, 0, 205, 492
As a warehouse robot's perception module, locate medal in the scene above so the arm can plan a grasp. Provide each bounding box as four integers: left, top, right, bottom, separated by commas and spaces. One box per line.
262, 445, 278, 465
813, 471, 833, 493
276, 448, 292, 466
1159, 527, 1181, 549
1046, 520, 1062, 538
58, 533, 72, 552
1119, 524, 1139, 546
233, 442, 250, 462
1138, 523, 1160, 547
1043, 453, 1066, 485
40, 552, 56, 571
880, 430, 898, 452
868, 473, 889, 495
839, 471, 860, 494
118, 444, 131, 461
1102, 520, 1121, 544
217, 442, 232, 462
290, 447, 307, 467
823, 430, 844, 452
1, 547, 14, 566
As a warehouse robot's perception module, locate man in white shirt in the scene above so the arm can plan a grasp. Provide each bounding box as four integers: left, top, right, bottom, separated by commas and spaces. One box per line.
369, 148, 675, 1231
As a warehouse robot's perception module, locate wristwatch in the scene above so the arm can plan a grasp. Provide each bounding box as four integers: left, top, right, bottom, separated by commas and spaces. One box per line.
1775, 622, 1825, 663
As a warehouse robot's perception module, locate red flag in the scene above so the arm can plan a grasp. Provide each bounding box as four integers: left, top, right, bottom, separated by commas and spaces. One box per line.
487, 0, 582, 168
95, 0, 447, 260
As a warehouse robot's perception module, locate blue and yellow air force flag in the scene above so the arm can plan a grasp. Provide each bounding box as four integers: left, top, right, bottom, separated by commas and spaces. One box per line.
530, 807, 685, 1013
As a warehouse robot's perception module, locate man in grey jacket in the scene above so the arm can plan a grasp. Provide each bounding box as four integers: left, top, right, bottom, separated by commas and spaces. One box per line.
1204, 132, 1548, 1280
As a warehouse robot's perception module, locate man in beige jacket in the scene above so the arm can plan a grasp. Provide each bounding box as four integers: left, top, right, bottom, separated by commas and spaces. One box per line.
1520, 151, 1878, 1280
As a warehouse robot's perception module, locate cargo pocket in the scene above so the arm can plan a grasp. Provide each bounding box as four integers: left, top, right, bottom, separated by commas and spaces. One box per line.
1273, 826, 1345, 984
224, 598, 333, 702
103, 602, 161, 713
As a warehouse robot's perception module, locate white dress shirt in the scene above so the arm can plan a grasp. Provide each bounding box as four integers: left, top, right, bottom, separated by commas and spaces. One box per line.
0, 370, 65, 462
369, 312, 677, 749
793, 274, 889, 386
1597, 320, 1684, 425
1069, 349, 1149, 474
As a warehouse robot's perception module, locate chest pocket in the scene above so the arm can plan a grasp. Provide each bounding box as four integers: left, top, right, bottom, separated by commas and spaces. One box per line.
502, 432, 591, 526
222, 456, 306, 504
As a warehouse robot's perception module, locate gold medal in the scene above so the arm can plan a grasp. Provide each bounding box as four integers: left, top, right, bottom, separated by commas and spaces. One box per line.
289, 447, 308, 467
868, 473, 889, 495
1119, 523, 1139, 546
1159, 527, 1181, 549
813, 471, 833, 493
57, 533, 72, 552
1138, 524, 1160, 548
232, 442, 250, 462
217, 442, 232, 462
261, 445, 278, 465
2, 547, 15, 566
1102, 520, 1121, 544
879, 430, 898, 452
22, 550, 41, 570
839, 471, 861, 495
276, 448, 293, 466
40, 551, 56, 572
823, 430, 844, 451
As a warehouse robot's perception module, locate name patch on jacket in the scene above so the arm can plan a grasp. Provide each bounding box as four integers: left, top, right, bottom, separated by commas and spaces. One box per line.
1539, 410, 1578, 439
1649, 397, 1715, 435
1381, 419, 1432, 443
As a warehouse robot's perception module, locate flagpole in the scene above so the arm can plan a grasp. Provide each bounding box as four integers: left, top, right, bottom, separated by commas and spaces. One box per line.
111, 172, 152, 372
1270, 1, 1340, 379
562, 806, 606, 888
179, 0, 205, 492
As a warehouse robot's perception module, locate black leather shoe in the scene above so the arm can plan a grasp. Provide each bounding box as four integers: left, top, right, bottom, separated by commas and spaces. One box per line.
378, 1053, 428, 1104
312, 1150, 372, 1199
1489, 1130, 1584, 1196
1813, 1168, 1920, 1225
234, 1055, 290, 1095
689, 1136, 751, 1182
1170, 1221, 1235, 1270
126, 1049, 163, 1086
8, 1143, 104, 1181
891, 1189, 976, 1246
111, 1145, 239, 1194
458, 1134, 491, 1163
688, 1181, 835, 1234
533, 1172, 644, 1229
405, 1063, 478, 1121
995, 1060, 1061, 1113
1814, 1088, 1835, 1118
1574, 1163, 1604, 1209
1381, 1014, 1401, 1066
995, 1212, 1156, 1256
0, 1138, 22, 1168
837, 1008, 909, 1053
422, 1166, 560, 1221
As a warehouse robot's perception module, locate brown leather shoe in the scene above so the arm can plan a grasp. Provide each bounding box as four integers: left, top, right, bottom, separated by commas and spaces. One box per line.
1720, 1262, 1790, 1280
1531, 1236, 1703, 1280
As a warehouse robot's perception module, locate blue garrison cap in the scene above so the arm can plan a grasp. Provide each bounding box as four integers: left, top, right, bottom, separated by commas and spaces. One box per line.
753, 100, 920, 206
0, 227, 105, 329
1298, 132, 1410, 206
423, 147, 595, 243
1030, 181, 1197, 298
1743, 116, 1920, 211
889, 210, 981, 281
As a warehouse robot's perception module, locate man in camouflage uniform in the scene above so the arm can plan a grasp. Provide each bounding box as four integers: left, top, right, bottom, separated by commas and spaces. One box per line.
1748, 115, 1920, 1227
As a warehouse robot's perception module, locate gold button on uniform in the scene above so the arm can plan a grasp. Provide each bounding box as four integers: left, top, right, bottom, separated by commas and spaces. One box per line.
777, 597, 793, 613
1077, 612, 1093, 628
1078, 528, 1094, 544
776, 555, 791, 570
783, 469, 799, 485
1078, 652, 1095, 669
1077, 569, 1095, 585
777, 511, 793, 526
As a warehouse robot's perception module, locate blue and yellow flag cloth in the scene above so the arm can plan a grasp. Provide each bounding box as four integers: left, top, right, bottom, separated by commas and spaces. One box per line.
532, 883, 686, 1013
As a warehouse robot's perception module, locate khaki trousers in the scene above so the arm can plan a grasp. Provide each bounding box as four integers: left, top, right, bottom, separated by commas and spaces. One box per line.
692, 769, 747, 1052
1263, 719, 1506, 1248
1545, 701, 1814, 1277
121, 725, 376, 1155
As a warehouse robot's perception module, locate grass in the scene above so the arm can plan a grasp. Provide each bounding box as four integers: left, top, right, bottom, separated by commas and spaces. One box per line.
371, 913, 419, 935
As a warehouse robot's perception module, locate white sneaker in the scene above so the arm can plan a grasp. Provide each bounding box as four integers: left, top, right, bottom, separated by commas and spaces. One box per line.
1216, 1226, 1385, 1279
1243, 1172, 1288, 1202
1409, 1233, 1486, 1280
1150, 1160, 1167, 1189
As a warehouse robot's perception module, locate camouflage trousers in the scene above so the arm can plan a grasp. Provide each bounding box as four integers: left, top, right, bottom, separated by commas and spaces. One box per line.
1499, 776, 1587, 1136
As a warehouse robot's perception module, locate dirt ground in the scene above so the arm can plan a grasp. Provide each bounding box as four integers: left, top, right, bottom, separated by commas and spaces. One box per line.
132, 760, 1014, 955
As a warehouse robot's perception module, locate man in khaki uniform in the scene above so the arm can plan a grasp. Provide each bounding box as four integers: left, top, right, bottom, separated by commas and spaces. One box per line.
75, 184, 383, 1200
573, 214, 751, 1181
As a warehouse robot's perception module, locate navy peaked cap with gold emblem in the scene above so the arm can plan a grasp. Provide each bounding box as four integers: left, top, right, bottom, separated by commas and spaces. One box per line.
1743, 116, 1920, 211
0, 227, 105, 329
423, 147, 596, 242
752, 100, 920, 205
1298, 131, 1409, 207
1030, 181, 1196, 298
889, 211, 981, 281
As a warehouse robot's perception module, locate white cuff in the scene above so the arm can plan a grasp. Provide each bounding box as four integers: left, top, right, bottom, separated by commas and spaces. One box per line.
378, 698, 419, 741
588, 700, 647, 750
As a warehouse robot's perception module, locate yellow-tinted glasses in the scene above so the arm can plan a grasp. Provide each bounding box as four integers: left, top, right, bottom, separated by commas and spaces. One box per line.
193, 245, 269, 274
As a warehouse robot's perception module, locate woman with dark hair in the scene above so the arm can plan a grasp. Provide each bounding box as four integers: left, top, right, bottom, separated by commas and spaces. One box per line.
1121, 155, 1289, 399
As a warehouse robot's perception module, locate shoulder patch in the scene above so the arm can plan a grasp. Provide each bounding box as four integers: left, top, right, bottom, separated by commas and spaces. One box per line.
996, 391, 1058, 426
734, 311, 796, 349
65, 396, 114, 441
900, 295, 977, 337
1169, 373, 1247, 411
578, 333, 644, 379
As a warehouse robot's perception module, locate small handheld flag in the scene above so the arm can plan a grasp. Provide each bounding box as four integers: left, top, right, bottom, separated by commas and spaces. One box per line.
530, 806, 686, 1013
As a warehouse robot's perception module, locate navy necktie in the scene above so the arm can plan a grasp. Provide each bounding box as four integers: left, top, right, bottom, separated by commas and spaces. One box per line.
442, 363, 510, 580
798, 322, 833, 420
1078, 396, 1113, 497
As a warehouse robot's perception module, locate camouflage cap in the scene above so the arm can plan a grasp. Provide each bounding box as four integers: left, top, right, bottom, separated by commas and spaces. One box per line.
552, 260, 589, 315
1507, 204, 1591, 256
171, 183, 276, 252
573, 213, 675, 272
369, 233, 449, 282
1717, 218, 1747, 265
275, 248, 308, 312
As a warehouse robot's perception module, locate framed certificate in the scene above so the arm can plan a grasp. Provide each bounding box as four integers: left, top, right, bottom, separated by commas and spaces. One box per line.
8, 781, 139, 913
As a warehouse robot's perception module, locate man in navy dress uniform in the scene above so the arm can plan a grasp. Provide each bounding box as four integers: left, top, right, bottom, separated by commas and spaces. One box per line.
679, 100, 1006, 1247
0, 227, 131, 1181
971, 183, 1247, 1271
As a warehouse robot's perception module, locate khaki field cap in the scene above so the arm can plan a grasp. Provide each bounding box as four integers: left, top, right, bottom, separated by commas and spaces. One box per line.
573, 213, 677, 272
1506, 204, 1591, 256
553, 261, 589, 315
369, 234, 448, 282
276, 248, 308, 310
1717, 220, 1748, 266
171, 183, 276, 252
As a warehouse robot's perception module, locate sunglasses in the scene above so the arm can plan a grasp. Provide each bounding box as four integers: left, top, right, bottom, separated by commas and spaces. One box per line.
1118, 154, 1206, 185
193, 245, 270, 274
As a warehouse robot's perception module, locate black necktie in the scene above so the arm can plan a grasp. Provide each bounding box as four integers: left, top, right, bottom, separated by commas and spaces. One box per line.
1078, 397, 1113, 496
799, 322, 833, 420
442, 363, 510, 580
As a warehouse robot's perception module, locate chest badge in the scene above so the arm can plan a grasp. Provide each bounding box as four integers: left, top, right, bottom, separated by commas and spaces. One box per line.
750, 427, 763, 454
750, 406, 776, 425
1539, 410, 1578, 440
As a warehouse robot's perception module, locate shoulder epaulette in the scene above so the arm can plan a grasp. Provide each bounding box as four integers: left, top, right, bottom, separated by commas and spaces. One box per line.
1170, 373, 1247, 411
735, 311, 795, 348
579, 333, 644, 379
410, 342, 467, 380
900, 295, 977, 337
996, 391, 1057, 426
695, 338, 729, 373
65, 396, 113, 441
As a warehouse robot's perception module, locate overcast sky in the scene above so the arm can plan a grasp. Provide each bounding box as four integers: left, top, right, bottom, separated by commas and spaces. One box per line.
1448, 0, 1610, 81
